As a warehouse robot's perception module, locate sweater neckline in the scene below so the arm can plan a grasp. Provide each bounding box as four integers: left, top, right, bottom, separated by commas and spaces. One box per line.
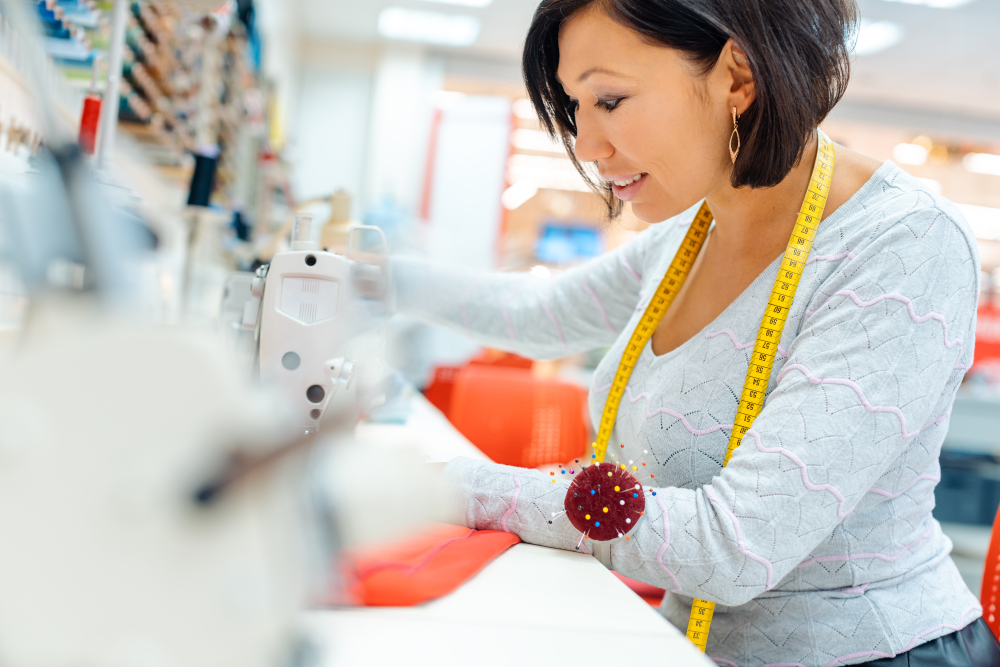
640, 159, 897, 365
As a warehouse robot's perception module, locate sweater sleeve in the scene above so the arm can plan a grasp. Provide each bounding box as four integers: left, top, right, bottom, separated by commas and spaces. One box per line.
391, 223, 671, 360
441, 205, 979, 606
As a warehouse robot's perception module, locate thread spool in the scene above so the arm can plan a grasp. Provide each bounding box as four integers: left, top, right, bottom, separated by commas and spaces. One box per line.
78, 95, 102, 155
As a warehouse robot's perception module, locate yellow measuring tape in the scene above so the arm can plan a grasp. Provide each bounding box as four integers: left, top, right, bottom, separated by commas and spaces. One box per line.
592, 130, 835, 651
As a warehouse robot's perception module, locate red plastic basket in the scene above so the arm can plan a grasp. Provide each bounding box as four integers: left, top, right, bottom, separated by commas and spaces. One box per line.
449, 365, 588, 468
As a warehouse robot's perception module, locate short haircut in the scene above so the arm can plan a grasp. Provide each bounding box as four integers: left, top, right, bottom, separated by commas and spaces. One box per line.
523, 0, 857, 217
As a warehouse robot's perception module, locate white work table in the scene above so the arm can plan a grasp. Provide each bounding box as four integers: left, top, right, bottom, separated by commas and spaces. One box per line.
304, 391, 714, 667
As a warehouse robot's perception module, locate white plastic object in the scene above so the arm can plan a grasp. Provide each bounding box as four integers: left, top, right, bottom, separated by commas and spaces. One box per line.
242, 295, 261, 330
347, 224, 393, 310
258, 245, 354, 428
292, 212, 316, 252
325, 357, 356, 390
251, 276, 265, 297
0, 299, 306, 667
346, 224, 388, 259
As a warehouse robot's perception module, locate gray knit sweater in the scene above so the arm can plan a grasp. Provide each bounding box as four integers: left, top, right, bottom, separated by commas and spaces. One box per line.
394, 162, 982, 666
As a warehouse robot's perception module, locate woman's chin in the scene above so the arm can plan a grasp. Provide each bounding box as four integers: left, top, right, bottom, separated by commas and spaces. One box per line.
629, 199, 677, 224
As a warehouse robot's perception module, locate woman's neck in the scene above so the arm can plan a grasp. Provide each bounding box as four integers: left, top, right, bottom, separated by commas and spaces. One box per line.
703, 132, 820, 257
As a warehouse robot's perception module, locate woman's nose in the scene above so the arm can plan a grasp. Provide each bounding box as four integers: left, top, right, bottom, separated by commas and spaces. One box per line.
572, 110, 614, 163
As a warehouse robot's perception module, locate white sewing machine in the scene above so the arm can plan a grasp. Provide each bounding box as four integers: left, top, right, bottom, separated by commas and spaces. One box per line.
239, 213, 392, 432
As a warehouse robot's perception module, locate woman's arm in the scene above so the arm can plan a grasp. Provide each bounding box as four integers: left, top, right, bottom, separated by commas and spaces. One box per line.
391, 223, 672, 360
441, 205, 979, 604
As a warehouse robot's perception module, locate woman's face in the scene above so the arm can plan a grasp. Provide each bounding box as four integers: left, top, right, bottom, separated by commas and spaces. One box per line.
557, 7, 738, 223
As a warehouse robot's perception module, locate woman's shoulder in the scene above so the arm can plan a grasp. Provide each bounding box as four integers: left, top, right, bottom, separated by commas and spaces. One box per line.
827, 161, 979, 261
808, 161, 981, 321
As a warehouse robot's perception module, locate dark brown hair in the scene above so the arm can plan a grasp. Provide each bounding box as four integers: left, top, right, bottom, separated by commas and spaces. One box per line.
523, 0, 857, 217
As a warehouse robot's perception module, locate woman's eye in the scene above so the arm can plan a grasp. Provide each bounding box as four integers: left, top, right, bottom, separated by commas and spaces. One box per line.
595, 97, 625, 112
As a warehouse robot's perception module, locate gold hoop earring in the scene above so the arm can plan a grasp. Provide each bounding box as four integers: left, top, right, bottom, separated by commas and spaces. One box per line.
729, 107, 741, 164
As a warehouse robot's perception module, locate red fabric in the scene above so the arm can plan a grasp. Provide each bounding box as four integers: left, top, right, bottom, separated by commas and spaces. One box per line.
342, 523, 521, 606
613, 571, 666, 607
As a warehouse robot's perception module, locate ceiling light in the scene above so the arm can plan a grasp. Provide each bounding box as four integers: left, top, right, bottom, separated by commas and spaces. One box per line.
963, 153, 1000, 176
879, 0, 976, 8
852, 19, 904, 56
893, 143, 929, 165
378, 7, 481, 47
501, 180, 539, 210
417, 0, 493, 6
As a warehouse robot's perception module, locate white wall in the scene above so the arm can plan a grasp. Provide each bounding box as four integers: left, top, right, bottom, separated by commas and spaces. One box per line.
363, 46, 444, 214
426, 94, 511, 269
291, 67, 373, 210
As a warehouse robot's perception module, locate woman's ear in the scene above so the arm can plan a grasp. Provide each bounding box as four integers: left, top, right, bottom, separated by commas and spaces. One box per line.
722, 39, 756, 115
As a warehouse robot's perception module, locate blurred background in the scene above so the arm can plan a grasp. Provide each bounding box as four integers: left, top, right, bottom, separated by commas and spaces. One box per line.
0, 0, 999, 663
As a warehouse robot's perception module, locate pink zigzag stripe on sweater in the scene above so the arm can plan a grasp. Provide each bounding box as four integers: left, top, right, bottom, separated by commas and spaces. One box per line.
500, 280, 522, 342
626, 387, 733, 435
654, 494, 682, 593
899, 604, 980, 652
500, 472, 522, 533
841, 582, 868, 595
806, 290, 967, 369
795, 523, 933, 569
869, 463, 941, 499
744, 429, 850, 518
538, 282, 567, 351
705, 328, 788, 357
620, 255, 643, 285
704, 485, 775, 589
805, 250, 855, 265
777, 364, 951, 439
539, 298, 567, 351
728, 605, 979, 667
582, 266, 617, 334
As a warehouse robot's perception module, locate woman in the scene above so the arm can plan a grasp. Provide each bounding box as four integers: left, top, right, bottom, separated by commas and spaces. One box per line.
394, 1, 999, 664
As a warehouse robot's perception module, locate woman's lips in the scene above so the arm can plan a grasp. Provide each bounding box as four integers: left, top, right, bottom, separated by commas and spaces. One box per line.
609, 173, 648, 202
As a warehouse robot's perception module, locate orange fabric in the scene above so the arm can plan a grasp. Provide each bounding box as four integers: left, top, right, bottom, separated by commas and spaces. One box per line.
613, 571, 666, 607
449, 365, 588, 467
343, 523, 521, 606
974, 304, 1000, 369
981, 506, 1000, 639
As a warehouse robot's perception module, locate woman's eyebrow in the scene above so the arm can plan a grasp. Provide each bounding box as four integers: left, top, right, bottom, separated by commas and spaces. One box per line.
576, 67, 634, 83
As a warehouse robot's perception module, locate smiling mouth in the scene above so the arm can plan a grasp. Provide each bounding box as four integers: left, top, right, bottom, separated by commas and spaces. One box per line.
608, 173, 645, 187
